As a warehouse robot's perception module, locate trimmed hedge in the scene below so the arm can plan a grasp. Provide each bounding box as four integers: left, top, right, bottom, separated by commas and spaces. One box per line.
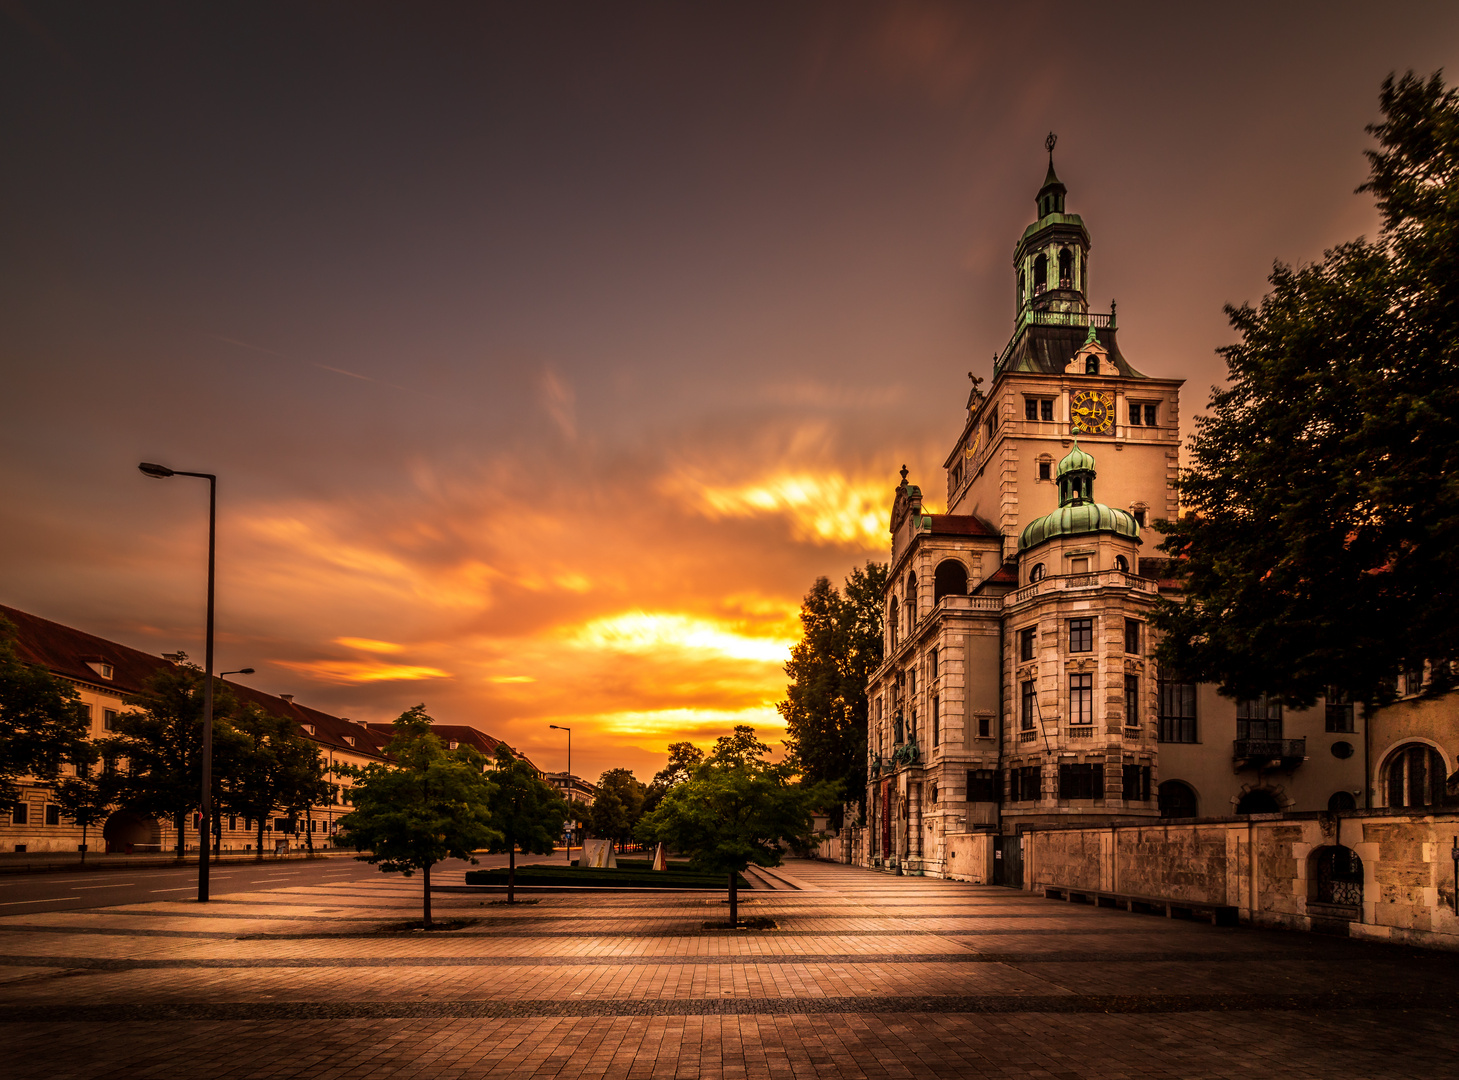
463, 863, 748, 889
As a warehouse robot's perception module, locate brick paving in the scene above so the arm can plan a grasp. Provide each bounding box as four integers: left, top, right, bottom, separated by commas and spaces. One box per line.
3, 858, 1456, 1078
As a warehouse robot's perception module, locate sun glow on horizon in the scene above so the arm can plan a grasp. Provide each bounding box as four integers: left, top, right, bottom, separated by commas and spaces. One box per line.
664, 470, 891, 548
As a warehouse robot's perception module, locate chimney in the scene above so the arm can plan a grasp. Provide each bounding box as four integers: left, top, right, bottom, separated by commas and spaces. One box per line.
280, 694, 294, 704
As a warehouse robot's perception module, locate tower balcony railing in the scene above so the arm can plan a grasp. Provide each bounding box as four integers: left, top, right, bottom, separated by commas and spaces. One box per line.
995, 310, 1114, 372
1008, 570, 1156, 607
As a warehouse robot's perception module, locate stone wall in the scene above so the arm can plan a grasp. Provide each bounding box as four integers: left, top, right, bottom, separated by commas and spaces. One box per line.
1024, 809, 1459, 951
943, 832, 993, 883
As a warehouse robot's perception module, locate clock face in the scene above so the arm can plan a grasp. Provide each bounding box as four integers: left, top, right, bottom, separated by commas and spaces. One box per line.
1071, 389, 1114, 435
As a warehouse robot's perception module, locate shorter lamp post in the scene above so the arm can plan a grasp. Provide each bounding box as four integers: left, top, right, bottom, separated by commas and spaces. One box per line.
550, 724, 571, 864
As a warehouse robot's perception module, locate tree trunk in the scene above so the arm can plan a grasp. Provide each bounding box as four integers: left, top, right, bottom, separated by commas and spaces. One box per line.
728, 870, 738, 927
507, 834, 516, 905
305, 808, 314, 854
175, 811, 186, 859
256, 818, 265, 859
80, 822, 88, 866
423, 861, 432, 929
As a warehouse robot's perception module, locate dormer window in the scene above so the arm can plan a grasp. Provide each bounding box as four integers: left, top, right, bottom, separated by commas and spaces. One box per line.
303, 724, 315, 736
449, 741, 459, 750
85, 660, 114, 680
343, 736, 355, 746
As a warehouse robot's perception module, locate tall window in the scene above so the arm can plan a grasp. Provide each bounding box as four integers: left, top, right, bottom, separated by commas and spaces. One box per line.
931, 697, 940, 748
1040, 399, 1054, 422
1068, 618, 1093, 652
1020, 680, 1036, 730
1013, 764, 1041, 802
1325, 688, 1355, 733
1019, 627, 1035, 661
905, 574, 917, 633
1158, 681, 1197, 743
1236, 695, 1283, 742
1058, 762, 1104, 800
967, 769, 999, 803
1124, 674, 1140, 725
929, 648, 939, 680
1124, 618, 1140, 654
45, 804, 61, 826
889, 598, 898, 647
1058, 247, 1073, 287
1069, 673, 1093, 725
1121, 764, 1152, 802
1034, 252, 1047, 292
103, 709, 119, 731
1383, 744, 1449, 808
1143, 403, 1157, 426
11, 803, 27, 825
1025, 398, 1039, 421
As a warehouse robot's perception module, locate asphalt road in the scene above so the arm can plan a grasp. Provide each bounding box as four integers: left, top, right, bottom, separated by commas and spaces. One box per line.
0, 849, 574, 916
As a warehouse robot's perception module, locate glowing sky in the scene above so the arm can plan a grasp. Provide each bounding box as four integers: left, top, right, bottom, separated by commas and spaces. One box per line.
4, 3, 1457, 780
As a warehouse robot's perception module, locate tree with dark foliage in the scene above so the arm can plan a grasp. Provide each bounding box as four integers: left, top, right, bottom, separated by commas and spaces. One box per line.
485, 744, 568, 903
778, 562, 887, 804
0, 618, 92, 815
1154, 72, 1459, 709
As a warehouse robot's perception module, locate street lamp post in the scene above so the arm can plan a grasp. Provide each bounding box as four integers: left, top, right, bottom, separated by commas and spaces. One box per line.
550, 724, 571, 864
139, 462, 219, 902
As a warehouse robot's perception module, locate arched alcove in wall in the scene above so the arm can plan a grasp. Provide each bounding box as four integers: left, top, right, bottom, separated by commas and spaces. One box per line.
933, 559, 968, 601
1157, 780, 1197, 819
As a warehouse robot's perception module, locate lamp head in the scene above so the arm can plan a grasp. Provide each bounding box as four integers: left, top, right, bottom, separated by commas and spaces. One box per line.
138, 462, 175, 478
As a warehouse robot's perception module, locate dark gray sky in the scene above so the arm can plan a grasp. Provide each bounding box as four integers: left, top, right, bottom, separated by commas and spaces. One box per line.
3, 1, 1455, 778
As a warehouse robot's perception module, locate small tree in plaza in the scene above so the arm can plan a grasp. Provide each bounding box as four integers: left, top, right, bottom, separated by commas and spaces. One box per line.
638, 725, 835, 926
0, 618, 93, 815
336, 705, 499, 928
485, 744, 569, 903
586, 767, 646, 846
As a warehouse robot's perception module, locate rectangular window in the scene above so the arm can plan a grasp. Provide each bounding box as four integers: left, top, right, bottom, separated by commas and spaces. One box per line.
1129, 401, 1143, 425
1144, 404, 1157, 426
1019, 626, 1035, 661
1124, 674, 1140, 725
1038, 460, 1051, 481
103, 709, 119, 731
45, 804, 60, 826
79, 702, 93, 723
1404, 666, 1424, 696
978, 715, 991, 738
76, 759, 91, 779
966, 769, 1000, 803
932, 697, 940, 748
1013, 765, 1041, 802
229, 816, 238, 831
1324, 688, 1355, 733
1121, 764, 1152, 802
1058, 763, 1104, 800
1068, 618, 1093, 652
1069, 673, 1093, 725
1025, 398, 1039, 421
1158, 680, 1198, 743
929, 648, 938, 680
1020, 680, 1036, 730
1041, 399, 1054, 422
1236, 695, 1282, 741
1124, 618, 1140, 654
12, 803, 28, 825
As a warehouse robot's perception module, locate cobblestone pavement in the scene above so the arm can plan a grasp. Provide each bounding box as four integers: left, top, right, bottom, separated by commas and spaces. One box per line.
3, 858, 1455, 1078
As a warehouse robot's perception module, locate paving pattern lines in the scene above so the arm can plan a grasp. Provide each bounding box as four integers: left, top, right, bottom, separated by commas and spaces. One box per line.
6, 1009, 1459, 1080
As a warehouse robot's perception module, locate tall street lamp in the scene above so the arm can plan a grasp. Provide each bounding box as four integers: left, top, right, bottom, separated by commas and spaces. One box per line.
549, 724, 571, 864
139, 461, 219, 902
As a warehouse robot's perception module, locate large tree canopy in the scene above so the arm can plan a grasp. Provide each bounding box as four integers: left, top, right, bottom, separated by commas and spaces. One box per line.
777, 561, 887, 798
0, 618, 91, 812
1153, 72, 1459, 707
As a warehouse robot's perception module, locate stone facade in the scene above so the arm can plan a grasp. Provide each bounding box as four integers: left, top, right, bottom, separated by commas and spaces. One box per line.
853, 155, 1439, 881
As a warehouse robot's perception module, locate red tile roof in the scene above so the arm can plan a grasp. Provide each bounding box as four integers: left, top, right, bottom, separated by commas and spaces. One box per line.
926, 514, 999, 537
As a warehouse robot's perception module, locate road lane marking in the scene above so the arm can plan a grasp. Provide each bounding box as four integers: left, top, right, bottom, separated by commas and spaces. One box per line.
0, 897, 81, 905
75, 884, 135, 890
150, 888, 195, 893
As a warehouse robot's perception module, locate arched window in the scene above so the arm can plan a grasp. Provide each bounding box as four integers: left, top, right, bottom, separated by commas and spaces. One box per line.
1309, 845, 1363, 909
1236, 788, 1281, 815
1157, 780, 1197, 819
888, 597, 899, 647
1114, 554, 1129, 572
1383, 743, 1450, 808
1018, 270, 1026, 306
933, 560, 968, 601
1034, 253, 1047, 294
1029, 563, 1045, 583
1085, 354, 1098, 375
905, 573, 917, 632
1058, 248, 1072, 288
1327, 791, 1357, 812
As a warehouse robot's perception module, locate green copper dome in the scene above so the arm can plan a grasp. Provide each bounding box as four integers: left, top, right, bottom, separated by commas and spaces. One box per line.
1056, 440, 1096, 477
1018, 443, 1141, 552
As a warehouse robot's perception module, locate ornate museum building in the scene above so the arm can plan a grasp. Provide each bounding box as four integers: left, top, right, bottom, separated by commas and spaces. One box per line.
862, 151, 1389, 881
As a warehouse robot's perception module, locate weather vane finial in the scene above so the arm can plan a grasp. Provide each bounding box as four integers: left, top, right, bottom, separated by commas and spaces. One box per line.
1045, 131, 1057, 159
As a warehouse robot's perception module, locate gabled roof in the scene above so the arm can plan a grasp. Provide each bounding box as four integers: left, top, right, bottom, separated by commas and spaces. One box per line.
0, 603, 388, 761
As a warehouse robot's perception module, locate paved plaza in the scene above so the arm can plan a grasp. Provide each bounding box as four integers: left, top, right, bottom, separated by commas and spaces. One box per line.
2, 858, 1456, 1079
